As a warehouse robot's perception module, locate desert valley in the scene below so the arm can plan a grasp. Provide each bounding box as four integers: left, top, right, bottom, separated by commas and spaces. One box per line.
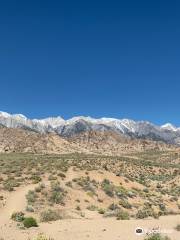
0, 113, 179, 240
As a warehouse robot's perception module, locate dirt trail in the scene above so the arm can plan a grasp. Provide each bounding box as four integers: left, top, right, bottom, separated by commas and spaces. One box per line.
0, 184, 36, 226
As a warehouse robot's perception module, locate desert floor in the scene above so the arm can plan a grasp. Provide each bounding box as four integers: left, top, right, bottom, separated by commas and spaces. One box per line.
0, 184, 180, 240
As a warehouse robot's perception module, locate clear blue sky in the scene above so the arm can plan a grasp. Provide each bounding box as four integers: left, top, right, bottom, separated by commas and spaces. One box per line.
0, 0, 179, 125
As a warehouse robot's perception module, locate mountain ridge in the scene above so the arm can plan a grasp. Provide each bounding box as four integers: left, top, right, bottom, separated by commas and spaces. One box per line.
0, 111, 180, 145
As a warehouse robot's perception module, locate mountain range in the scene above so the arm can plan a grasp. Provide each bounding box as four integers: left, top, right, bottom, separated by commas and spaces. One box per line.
0, 111, 180, 145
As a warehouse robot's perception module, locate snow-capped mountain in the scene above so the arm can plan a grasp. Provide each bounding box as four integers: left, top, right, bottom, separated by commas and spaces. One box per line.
0, 111, 180, 145
161, 123, 178, 132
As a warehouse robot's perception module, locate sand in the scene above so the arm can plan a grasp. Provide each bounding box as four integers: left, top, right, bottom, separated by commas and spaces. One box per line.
0, 183, 179, 240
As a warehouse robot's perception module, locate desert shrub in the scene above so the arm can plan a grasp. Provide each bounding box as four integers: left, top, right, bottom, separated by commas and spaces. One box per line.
49, 181, 66, 204
30, 175, 42, 184
108, 203, 119, 211
104, 208, 129, 220
48, 175, 57, 181
75, 176, 97, 192
50, 181, 62, 192
119, 199, 132, 209
103, 184, 114, 197
98, 208, 105, 214
41, 190, 48, 197
159, 203, 166, 211
11, 211, 25, 222
3, 178, 20, 191
97, 198, 103, 203
3, 182, 14, 191
35, 186, 42, 193
101, 179, 128, 199
49, 191, 64, 204
58, 172, 66, 178
40, 209, 62, 222
35, 183, 45, 192
175, 224, 180, 231
143, 188, 149, 193
87, 205, 98, 211
86, 191, 96, 197
144, 234, 171, 240
76, 205, 81, 211
32, 234, 54, 240
26, 190, 37, 205
127, 190, 136, 198
23, 217, 38, 228
136, 207, 158, 219
115, 186, 128, 199
116, 209, 130, 220
101, 179, 114, 197
65, 181, 72, 188
136, 209, 150, 219
26, 205, 34, 212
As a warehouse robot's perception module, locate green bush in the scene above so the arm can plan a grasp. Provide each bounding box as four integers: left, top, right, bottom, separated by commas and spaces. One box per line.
23, 217, 38, 228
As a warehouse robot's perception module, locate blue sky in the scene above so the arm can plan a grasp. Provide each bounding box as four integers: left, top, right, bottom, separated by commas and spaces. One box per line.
0, 0, 179, 125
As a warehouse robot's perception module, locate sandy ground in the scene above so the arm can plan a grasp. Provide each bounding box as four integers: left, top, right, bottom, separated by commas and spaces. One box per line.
0, 215, 180, 240
0, 183, 180, 240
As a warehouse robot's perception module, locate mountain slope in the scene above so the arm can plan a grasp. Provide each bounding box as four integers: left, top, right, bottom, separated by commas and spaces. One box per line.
68, 130, 176, 155
0, 126, 177, 155
0, 127, 83, 154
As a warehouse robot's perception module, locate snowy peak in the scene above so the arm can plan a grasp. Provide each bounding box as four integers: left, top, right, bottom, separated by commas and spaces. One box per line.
34, 116, 65, 128
0, 111, 11, 118
161, 123, 178, 132
12, 114, 27, 120
0, 111, 179, 145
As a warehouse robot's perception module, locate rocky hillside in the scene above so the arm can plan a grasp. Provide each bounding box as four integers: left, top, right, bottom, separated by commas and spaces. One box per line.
0, 127, 82, 154
0, 126, 177, 155
68, 130, 176, 155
